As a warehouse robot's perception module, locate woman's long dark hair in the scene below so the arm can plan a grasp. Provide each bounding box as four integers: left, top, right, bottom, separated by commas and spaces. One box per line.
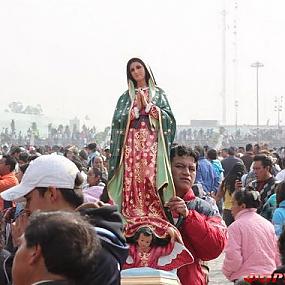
276, 181, 285, 207
223, 162, 245, 195
126, 58, 151, 87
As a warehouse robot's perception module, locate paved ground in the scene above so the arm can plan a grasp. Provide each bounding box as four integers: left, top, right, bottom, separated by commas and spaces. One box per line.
208, 252, 232, 285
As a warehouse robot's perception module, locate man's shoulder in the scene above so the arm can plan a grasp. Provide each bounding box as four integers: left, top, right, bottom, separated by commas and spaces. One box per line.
273, 207, 285, 217
221, 156, 233, 165
241, 154, 253, 161
250, 177, 277, 188
243, 151, 254, 156
199, 158, 213, 169
265, 176, 278, 187
223, 156, 241, 161
186, 196, 219, 217
232, 156, 243, 163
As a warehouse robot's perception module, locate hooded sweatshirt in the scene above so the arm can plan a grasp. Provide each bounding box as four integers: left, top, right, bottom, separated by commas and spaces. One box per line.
78, 205, 129, 285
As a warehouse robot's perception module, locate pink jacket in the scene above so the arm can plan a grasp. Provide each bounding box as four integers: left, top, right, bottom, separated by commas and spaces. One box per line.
222, 208, 280, 281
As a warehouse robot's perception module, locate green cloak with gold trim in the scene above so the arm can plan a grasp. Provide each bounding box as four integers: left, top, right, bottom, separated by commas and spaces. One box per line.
108, 86, 176, 213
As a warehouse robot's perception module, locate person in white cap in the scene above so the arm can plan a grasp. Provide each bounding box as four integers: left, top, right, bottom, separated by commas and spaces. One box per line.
1, 154, 128, 285
1, 154, 83, 212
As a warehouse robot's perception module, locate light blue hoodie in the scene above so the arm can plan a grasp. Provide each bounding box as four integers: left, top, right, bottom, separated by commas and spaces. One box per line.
272, 198, 285, 236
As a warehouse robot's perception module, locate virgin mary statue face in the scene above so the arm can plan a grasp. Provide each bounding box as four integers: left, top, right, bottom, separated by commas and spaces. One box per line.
129, 61, 146, 84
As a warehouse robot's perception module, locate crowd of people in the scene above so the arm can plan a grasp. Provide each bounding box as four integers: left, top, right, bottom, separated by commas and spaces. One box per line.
1, 119, 285, 151
0, 57, 285, 285
176, 127, 285, 148
0, 141, 285, 284
0, 123, 99, 147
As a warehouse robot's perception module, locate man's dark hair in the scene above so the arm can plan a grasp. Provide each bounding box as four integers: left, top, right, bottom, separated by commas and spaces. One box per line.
245, 143, 253, 152
203, 145, 209, 153
87, 143, 97, 151
28, 154, 41, 162
233, 190, 261, 209
207, 149, 218, 160
276, 181, 285, 207
2, 155, 17, 172
36, 146, 45, 155
170, 145, 198, 163
79, 149, 88, 160
253, 154, 272, 169
228, 146, 236, 156
18, 152, 30, 163
71, 157, 83, 172
224, 162, 246, 194
254, 144, 260, 153
25, 211, 100, 282
52, 145, 60, 152
9, 147, 21, 155
36, 173, 84, 208
194, 145, 205, 157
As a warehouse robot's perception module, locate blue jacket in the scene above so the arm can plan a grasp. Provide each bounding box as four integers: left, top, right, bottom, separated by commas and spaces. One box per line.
272, 200, 285, 236
195, 157, 216, 193
210, 159, 224, 194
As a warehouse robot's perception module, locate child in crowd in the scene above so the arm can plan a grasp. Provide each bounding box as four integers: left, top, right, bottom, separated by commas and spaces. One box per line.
126, 227, 155, 268
223, 190, 280, 282
124, 227, 193, 271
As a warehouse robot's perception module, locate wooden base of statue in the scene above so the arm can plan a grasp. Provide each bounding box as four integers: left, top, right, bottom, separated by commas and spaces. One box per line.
121, 267, 181, 285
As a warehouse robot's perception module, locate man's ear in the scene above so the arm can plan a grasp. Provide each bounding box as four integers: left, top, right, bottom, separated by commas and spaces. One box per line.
47, 186, 58, 202
28, 244, 42, 265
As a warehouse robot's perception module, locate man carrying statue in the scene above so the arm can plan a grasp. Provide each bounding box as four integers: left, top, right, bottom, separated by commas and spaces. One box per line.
108, 57, 227, 285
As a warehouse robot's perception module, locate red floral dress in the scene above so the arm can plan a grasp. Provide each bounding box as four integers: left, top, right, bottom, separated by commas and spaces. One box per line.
122, 89, 171, 238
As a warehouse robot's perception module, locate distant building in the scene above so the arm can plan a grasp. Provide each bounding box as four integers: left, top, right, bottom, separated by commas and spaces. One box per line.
190, 120, 220, 128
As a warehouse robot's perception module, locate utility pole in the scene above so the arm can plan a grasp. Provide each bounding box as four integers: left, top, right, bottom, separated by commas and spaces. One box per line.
250, 62, 264, 144
274, 96, 283, 129
233, 1, 238, 128
221, 2, 227, 125
234, 100, 238, 133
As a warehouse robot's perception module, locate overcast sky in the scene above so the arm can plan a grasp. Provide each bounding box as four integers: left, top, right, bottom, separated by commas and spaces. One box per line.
0, 0, 284, 130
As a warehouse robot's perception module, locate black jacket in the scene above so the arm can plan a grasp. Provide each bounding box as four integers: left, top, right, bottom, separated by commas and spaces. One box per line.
0, 249, 10, 285
78, 205, 129, 285
3, 205, 128, 285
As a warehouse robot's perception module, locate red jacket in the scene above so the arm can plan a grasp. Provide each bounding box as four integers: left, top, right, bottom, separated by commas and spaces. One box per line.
177, 189, 227, 285
0, 172, 18, 209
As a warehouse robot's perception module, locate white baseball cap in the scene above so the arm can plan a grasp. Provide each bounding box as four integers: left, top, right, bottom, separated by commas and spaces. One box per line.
1, 154, 80, 201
